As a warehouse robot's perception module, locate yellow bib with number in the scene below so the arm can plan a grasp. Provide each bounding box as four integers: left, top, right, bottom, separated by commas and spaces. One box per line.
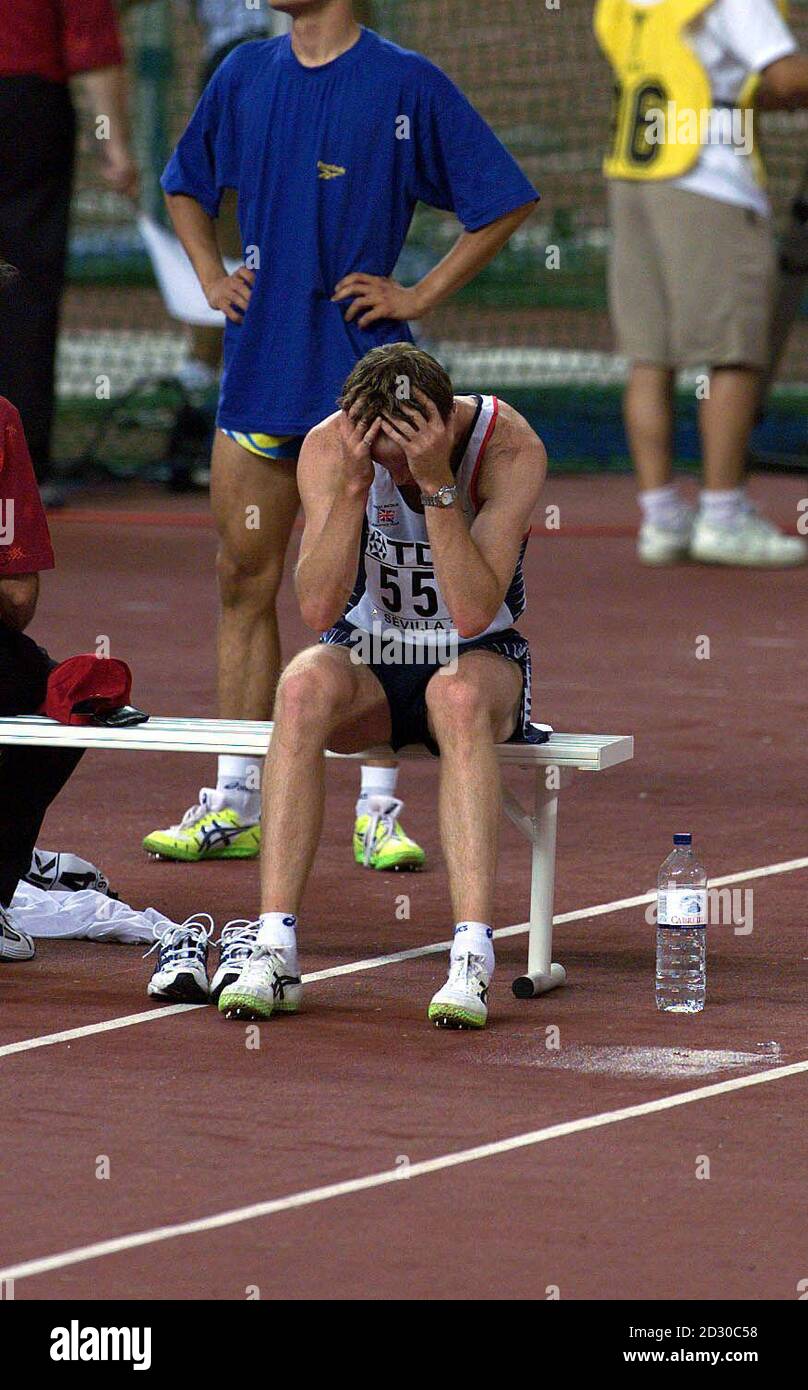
594, 0, 789, 184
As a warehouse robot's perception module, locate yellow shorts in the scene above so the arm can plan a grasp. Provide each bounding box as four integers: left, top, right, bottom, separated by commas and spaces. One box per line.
220, 429, 305, 461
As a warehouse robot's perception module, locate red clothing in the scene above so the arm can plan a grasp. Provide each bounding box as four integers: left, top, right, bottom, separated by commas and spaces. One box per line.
0, 398, 55, 575
0, 0, 124, 84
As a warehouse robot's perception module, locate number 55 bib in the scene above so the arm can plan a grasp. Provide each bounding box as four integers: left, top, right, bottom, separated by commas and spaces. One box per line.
343, 395, 528, 646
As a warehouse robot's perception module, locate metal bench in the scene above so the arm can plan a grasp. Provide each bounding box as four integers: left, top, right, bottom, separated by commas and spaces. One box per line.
0, 717, 634, 998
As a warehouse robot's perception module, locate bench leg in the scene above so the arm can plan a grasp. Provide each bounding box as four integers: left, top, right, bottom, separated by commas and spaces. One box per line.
511, 770, 567, 1000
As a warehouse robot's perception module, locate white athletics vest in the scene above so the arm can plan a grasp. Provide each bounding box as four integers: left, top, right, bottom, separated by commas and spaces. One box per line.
343, 396, 527, 646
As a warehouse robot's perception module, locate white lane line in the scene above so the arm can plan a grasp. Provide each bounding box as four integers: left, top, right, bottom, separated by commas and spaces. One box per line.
2, 1056, 806, 1285
300, 855, 808, 974
1, 854, 806, 1061
0, 1003, 200, 1058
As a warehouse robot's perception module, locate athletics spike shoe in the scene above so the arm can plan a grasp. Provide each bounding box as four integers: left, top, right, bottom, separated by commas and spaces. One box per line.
428, 951, 490, 1030
0, 905, 35, 962
145, 914, 213, 1003
353, 796, 425, 871
142, 789, 261, 862
210, 918, 259, 1004
25, 848, 116, 897
690, 508, 807, 568
218, 944, 302, 1021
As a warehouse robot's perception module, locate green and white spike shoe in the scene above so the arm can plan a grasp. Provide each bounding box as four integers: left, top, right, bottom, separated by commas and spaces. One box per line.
428, 951, 490, 1030
218, 943, 302, 1021
353, 796, 425, 871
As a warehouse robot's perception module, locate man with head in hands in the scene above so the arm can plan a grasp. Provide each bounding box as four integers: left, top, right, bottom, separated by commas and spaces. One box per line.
146, 0, 539, 910
216, 344, 549, 1030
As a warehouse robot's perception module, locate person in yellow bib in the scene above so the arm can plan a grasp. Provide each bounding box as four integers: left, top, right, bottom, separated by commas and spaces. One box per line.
594, 0, 808, 567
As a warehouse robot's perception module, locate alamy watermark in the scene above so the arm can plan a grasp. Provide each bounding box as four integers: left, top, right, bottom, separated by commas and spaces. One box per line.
0, 498, 14, 545
644, 103, 754, 157
50, 1322, 151, 1371
646, 886, 754, 936
347, 620, 459, 673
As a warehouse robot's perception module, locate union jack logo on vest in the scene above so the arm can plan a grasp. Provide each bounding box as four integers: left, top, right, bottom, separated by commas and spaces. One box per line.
375, 504, 398, 526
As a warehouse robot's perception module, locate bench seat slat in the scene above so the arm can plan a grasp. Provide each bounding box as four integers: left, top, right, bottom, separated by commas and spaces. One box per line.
0, 716, 633, 772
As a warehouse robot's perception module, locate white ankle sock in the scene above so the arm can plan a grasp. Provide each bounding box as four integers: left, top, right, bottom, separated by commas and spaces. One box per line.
452, 921, 494, 973
356, 764, 398, 818
217, 756, 261, 817
257, 912, 298, 956
639, 483, 689, 529
698, 487, 747, 528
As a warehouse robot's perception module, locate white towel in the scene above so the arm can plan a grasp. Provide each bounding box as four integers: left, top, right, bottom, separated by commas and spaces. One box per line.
11, 882, 175, 944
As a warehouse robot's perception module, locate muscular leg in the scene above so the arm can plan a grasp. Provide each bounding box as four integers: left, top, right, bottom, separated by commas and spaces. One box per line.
261, 645, 391, 913
425, 650, 523, 924
210, 430, 300, 720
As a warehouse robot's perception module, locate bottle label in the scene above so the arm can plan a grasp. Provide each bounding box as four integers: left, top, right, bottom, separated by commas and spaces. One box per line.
658, 887, 707, 927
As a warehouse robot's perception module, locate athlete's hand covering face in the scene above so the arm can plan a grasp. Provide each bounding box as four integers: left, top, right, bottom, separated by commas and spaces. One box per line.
338, 408, 381, 493
378, 390, 454, 492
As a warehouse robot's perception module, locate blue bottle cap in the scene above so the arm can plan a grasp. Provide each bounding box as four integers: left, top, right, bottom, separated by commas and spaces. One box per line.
673, 832, 692, 846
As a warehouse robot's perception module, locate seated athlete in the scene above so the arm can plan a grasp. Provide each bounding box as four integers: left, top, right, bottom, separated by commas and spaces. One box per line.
155, 344, 548, 1028
0, 396, 85, 962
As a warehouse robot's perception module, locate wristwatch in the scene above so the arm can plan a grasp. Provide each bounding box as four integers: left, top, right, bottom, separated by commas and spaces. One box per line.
420, 483, 458, 508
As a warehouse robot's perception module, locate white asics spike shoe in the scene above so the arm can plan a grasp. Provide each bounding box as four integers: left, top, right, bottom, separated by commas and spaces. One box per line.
218, 943, 302, 1021
428, 950, 491, 1029
210, 919, 259, 1004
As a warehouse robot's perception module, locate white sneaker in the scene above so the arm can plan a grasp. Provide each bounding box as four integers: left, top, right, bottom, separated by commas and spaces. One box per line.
637, 512, 695, 565
145, 915, 213, 1003
690, 508, 807, 568
0, 905, 35, 961
210, 918, 259, 1004
428, 950, 491, 1029
218, 942, 302, 1020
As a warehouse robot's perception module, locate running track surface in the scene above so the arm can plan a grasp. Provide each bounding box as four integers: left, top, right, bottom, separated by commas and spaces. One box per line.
1, 473, 806, 1301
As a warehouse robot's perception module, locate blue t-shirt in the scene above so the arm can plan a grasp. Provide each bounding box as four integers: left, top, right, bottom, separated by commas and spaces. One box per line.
161, 27, 538, 434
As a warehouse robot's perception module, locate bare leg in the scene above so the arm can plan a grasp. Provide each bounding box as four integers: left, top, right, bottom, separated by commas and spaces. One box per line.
425, 651, 523, 924
698, 366, 760, 491
624, 363, 676, 491
261, 646, 392, 913
210, 430, 300, 720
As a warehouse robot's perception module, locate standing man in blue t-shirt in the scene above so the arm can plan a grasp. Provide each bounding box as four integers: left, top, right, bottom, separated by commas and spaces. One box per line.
143, 1, 537, 980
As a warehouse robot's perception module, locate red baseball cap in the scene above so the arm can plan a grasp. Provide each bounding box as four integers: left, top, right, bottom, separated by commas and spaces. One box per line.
41, 655, 133, 726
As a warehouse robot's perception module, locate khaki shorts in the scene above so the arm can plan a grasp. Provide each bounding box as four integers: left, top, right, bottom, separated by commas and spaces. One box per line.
607, 182, 776, 369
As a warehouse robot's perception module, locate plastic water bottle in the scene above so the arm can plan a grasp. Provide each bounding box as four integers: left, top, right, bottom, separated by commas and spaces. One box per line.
656, 833, 707, 1013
